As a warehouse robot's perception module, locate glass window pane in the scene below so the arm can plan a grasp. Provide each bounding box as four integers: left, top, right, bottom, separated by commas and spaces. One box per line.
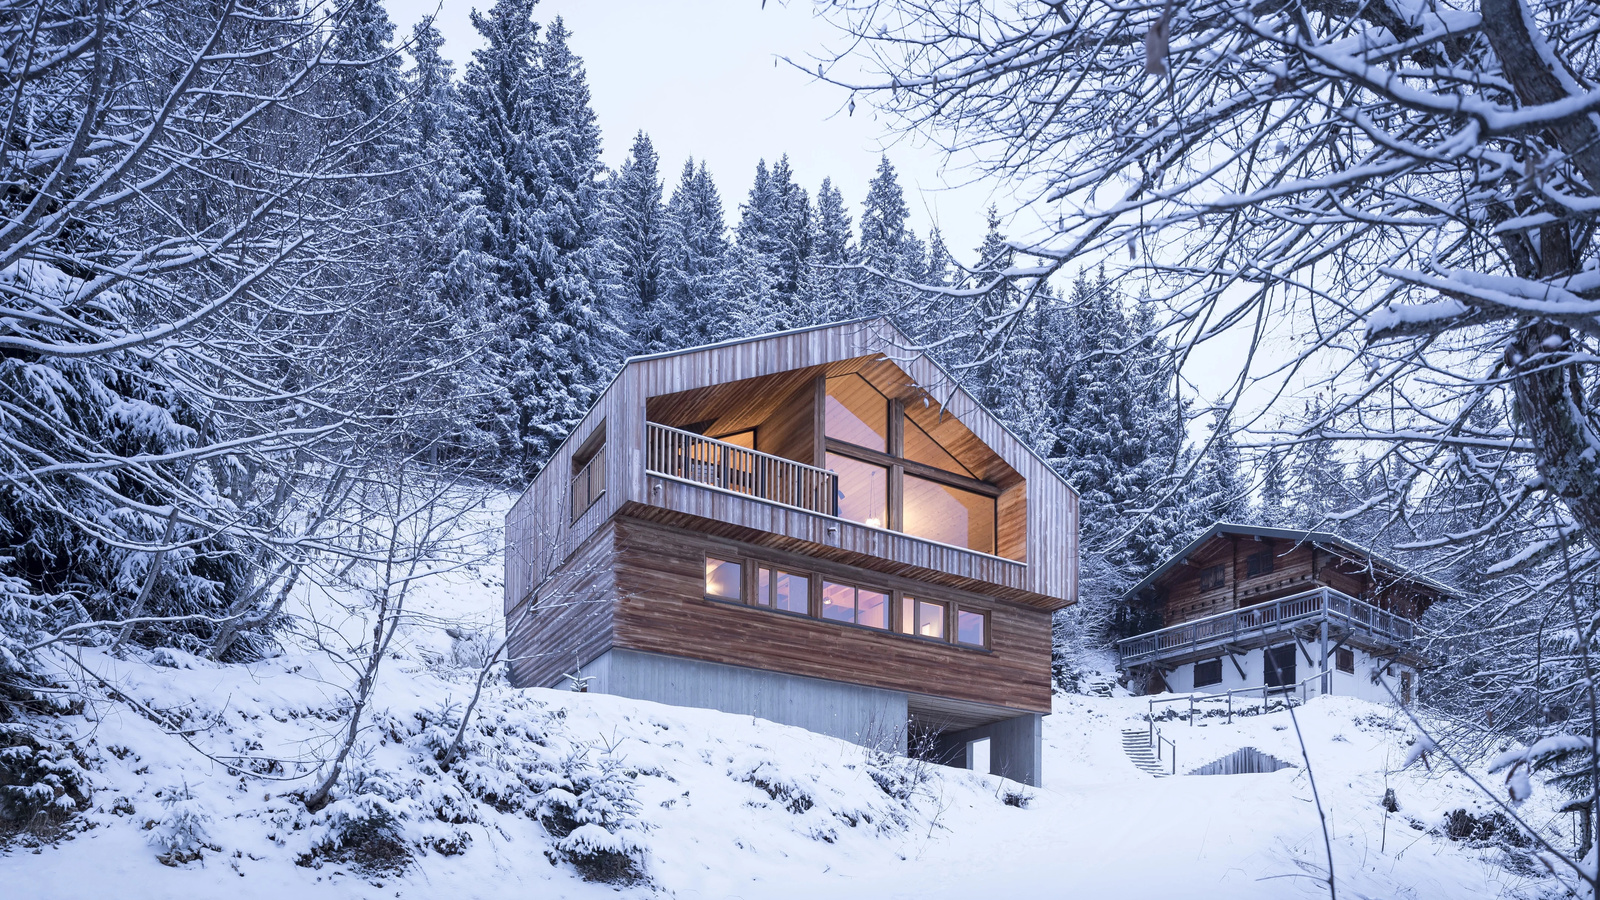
706, 557, 742, 600
824, 374, 888, 451
902, 474, 996, 553
903, 416, 973, 477
899, 596, 915, 633
957, 608, 987, 646
827, 452, 889, 528
773, 571, 809, 614
717, 429, 755, 449
857, 589, 889, 629
756, 567, 773, 606
821, 580, 855, 623
918, 599, 947, 640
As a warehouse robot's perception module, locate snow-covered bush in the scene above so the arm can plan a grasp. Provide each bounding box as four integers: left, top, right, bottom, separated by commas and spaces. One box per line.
0, 725, 89, 838
146, 783, 214, 865
537, 748, 646, 884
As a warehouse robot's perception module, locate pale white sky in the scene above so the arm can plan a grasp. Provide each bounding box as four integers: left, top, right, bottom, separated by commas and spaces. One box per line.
382, 0, 1021, 262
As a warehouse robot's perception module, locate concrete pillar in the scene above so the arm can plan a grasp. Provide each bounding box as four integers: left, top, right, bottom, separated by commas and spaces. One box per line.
931, 713, 1044, 787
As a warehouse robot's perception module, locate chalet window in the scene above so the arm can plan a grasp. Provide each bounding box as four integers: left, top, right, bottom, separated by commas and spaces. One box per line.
1198, 563, 1225, 592
1264, 645, 1296, 687
1194, 659, 1223, 687
826, 452, 889, 527
902, 474, 996, 554
898, 596, 947, 640
821, 580, 889, 629
570, 441, 606, 523
1246, 550, 1274, 578
757, 566, 810, 614
1335, 647, 1354, 674
824, 374, 889, 452
956, 608, 988, 647
704, 556, 743, 601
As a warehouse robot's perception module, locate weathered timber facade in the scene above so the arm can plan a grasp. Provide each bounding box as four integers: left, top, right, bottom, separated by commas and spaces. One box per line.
504, 319, 1078, 786
1117, 524, 1452, 706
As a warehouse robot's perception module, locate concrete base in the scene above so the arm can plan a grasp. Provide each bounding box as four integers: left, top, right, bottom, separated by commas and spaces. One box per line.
569, 649, 909, 753
932, 713, 1043, 787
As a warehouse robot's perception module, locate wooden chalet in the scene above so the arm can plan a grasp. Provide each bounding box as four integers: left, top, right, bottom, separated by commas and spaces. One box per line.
1117, 524, 1452, 704
503, 319, 1078, 786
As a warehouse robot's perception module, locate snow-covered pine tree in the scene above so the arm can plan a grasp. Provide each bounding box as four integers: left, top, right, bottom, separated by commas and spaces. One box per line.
602, 131, 666, 354
656, 160, 730, 350
855, 156, 926, 321
795, 177, 858, 323
458, 5, 618, 475
1187, 409, 1249, 526
728, 157, 812, 333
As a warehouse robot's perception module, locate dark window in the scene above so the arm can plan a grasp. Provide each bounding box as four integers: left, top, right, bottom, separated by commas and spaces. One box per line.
1335, 647, 1354, 674
1246, 550, 1274, 578
1264, 645, 1296, 687
1194, 659, 1223, 687
1198, 564, 1225, 591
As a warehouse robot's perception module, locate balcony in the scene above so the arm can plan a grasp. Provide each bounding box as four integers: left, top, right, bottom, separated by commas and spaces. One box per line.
1116, 587, 1416, 667
645, 422, 837, 516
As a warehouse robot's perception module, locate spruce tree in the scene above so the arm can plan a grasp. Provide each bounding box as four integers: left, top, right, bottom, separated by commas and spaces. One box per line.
796, 176, 857, 322
658, 159, 730, 349
603, 131, 666, 351
458, 3, 616, 474
856, 155, 926, 320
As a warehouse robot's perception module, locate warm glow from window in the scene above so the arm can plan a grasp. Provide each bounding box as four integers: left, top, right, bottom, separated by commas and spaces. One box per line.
900, 596, 947, 639
705, 557, 742, 600
716, 429, 755, 449
902, 474, 995, 553
824, 374, 888, 451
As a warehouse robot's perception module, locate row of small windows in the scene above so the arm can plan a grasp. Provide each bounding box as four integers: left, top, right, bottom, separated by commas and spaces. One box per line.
705, 555, 989, 648
1191, 646, 1356, 688
1195, 550, 1277, 592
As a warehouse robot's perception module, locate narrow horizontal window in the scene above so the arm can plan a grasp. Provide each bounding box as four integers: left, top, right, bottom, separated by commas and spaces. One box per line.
758, 566, 809, 614
821, 580, 888, 629
705, 556, 743, 601
956, 608, 988, 647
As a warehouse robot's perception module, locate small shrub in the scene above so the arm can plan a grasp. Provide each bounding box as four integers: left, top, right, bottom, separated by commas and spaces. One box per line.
318, 803, 411, 875
146, 783, 215, 866
538, 749, 645, 884
1441, 808, 1531, 848
0, 726, 89, 840
1000, 786, 1031, 808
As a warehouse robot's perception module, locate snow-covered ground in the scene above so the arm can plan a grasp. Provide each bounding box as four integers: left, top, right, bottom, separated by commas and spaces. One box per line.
3, 499, 1565, 899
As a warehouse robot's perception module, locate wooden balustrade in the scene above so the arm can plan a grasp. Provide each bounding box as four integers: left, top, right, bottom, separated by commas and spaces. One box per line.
1117, 587, 1416, 664
645, 422, 837, 516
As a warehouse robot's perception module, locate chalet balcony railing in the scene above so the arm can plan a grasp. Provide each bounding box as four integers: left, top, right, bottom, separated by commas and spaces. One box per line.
1117, 587, 1415, 666
645, 422, 838, 516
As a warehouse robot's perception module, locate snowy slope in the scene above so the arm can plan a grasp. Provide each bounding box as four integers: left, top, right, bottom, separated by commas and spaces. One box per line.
2, 499, 1563, 899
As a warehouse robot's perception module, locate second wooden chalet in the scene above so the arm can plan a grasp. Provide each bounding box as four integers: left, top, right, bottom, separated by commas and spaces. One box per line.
503, 319, 1078, 786
1117, 524, 1452, 705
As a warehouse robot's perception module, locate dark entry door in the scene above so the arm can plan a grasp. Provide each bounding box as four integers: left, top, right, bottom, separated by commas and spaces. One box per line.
1264, 645, 1296, 688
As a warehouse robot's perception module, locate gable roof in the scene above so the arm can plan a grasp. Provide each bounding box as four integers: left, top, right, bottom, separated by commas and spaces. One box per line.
1122, 522, 1459, 600
548, 316, 1077, 500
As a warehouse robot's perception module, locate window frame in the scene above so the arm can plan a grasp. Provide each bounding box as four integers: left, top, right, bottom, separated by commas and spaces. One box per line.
1194, 658, 1223, 688
569, 427, 607, 524
1335, 647, 1355, 674
698, 553, 990, 650
1246, 549, 1275, 579
1197, 563, 1226, 592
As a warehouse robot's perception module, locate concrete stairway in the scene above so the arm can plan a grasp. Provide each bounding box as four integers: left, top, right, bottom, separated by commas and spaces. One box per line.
1121, 728, 1172, 777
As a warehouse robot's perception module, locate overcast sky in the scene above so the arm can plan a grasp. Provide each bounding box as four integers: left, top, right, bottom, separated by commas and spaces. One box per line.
381, 0, 1018, 262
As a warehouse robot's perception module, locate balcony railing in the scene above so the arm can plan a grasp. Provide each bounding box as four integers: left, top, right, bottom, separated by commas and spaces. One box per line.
1117, 586, 1415, 666
645, 422, 838, 516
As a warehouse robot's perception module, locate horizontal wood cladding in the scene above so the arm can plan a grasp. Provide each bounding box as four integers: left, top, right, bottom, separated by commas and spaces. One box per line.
624, 488, 1065, 610
608, 516, 1053, 715
505, 521, 618, 690
1154, 535, 1436, 627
